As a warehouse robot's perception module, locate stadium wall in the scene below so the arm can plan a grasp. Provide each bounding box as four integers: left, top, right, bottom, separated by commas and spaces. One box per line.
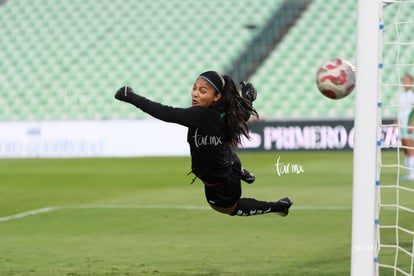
0, 119, 397, 158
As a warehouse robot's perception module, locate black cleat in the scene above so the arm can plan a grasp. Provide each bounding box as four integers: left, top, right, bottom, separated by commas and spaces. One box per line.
275, 197, 293, 217
241, 168, 255, 184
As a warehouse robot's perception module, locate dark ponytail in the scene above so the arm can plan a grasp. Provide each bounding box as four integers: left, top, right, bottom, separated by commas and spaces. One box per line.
214, 75, 259, 146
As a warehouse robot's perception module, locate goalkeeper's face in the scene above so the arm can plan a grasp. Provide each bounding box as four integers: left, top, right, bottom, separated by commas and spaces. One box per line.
191, 78, 222, 107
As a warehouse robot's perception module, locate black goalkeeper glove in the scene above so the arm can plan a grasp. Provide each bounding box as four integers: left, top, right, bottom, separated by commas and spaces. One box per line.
114, 86, 135, 102
240, 81, 257, 102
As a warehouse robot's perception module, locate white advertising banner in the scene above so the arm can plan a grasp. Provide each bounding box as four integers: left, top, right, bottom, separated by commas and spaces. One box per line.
0, 119, 398, 158
0, 120, 189, 158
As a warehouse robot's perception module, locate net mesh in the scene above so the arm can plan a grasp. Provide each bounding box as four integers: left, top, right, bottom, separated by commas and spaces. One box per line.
377, 1, 414, 275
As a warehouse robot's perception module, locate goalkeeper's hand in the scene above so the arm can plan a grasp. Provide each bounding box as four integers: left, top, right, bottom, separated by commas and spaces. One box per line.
115, 86, 135, 102
240, 81, 257, 102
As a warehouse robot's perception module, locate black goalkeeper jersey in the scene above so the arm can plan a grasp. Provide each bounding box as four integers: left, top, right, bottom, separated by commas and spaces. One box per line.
127, 93, 239, 183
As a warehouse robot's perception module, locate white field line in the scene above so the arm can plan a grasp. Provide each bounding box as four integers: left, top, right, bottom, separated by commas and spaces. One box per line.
0, 204, 351, 223
0, 206, 61, 223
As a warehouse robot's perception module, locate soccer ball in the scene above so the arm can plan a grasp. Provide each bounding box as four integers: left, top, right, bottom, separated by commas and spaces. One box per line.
316, 57, 356, 100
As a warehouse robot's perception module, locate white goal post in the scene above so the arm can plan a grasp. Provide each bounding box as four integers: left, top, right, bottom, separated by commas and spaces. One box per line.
351, 0, 381, 275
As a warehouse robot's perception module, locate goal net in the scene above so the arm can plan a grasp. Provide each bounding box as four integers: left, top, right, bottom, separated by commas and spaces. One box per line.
377, 0, 414, 275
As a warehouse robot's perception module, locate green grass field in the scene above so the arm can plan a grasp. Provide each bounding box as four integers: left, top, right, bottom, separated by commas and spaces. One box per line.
0, 151, 411, 275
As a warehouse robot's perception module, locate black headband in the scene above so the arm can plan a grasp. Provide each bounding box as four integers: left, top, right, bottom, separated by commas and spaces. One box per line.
198, 71, 225, 94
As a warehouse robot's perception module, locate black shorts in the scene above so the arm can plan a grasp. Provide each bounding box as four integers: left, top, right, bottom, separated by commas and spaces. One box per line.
204, 179, 241, 208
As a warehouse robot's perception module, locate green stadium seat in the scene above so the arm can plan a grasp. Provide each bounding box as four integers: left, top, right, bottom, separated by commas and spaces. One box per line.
1, 0, 412, 120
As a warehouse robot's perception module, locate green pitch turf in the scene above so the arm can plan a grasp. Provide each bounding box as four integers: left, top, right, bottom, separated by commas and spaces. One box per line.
0, 151, 406, 275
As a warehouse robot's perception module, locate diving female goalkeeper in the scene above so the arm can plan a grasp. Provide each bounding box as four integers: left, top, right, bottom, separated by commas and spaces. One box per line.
114, 71, 292, 217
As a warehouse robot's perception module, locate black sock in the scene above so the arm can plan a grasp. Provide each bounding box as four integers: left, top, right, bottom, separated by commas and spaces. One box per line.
231, 198, 281, 216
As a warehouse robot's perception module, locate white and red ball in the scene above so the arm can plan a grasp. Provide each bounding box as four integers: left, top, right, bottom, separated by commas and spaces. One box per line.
316, 57, 356, 100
